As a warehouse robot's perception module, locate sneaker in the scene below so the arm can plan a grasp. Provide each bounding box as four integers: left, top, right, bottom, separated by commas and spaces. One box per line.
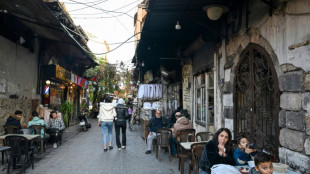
53, 143, 57, 148
121, 146, 126, 149
109, 146, 113, 150
118, 148, 121, 151
145, 150, 151, 154
104, 148, 108, 152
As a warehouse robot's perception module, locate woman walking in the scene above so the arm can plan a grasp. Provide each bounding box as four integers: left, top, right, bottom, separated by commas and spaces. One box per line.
98, 96, 116, 152
114, 98, 129, 150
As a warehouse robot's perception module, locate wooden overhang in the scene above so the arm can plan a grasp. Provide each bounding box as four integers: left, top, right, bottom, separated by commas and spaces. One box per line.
134, 0, 237, 71
0, 0, 98, 69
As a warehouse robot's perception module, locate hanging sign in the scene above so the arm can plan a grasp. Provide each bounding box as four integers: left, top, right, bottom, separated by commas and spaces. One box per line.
55, 65, 65, 80
77, 76, 87, 87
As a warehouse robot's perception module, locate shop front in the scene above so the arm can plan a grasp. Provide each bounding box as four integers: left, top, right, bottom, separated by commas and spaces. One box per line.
42, 64, 88, 124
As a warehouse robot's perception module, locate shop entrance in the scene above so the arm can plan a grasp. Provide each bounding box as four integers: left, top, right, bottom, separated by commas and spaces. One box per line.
234, 43, 280, 159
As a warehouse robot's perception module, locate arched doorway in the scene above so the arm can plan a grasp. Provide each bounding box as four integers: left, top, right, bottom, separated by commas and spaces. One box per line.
234, 43, 280, 159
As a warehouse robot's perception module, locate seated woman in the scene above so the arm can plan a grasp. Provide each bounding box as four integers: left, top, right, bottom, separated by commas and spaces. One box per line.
199, 128, 235, 174
47, 110, 65, 148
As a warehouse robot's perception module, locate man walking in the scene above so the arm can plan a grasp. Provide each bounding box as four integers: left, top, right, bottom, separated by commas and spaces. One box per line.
145, 110, 171, 154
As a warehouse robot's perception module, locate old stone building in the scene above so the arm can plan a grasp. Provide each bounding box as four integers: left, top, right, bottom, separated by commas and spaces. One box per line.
0, 0, 96, 132
133, 0, 310, 173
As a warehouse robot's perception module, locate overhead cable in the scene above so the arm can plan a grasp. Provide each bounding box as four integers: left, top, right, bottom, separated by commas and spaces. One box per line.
61, 22, 141, 55
67, 0, 135, 18
66, 0, 108, 12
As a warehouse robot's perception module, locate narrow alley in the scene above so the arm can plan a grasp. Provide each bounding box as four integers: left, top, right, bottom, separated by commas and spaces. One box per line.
2, 118, 180, 174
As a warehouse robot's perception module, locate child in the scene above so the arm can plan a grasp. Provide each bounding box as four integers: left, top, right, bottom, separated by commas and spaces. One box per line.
249, 152, 274, 174
234, 135, 257, 165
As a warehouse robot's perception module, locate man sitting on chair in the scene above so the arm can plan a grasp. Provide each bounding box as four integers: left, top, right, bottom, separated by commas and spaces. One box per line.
145, 110, 171, 154
5, 110, 23, 133
171, 111, 193, 157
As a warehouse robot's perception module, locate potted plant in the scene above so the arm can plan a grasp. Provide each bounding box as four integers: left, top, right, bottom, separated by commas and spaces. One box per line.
60, 101, 74, 127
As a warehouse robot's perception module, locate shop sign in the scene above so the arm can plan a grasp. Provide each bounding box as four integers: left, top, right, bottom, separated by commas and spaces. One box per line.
64, 70, 71, 82
56, 65, 65, 80
77, 76, 87, 87
71, 73, 77, 84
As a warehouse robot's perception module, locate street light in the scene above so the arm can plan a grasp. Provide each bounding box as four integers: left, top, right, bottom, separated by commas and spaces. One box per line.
203, 5, 229, 20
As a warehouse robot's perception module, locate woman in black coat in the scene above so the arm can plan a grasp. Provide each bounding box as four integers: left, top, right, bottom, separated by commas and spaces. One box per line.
199, 128, 235, 174
114, 98, 130, 150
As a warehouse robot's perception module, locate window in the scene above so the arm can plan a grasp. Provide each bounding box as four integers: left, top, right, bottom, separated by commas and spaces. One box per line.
195, 74, 206, 123
194, 72, 214, 126
206, 72, 214, 125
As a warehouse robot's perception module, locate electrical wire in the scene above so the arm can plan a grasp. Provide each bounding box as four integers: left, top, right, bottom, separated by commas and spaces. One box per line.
66, 0, 135, 19
91, 39, 139, 45
69, 2, 137, 16
71, 5, 137, 19
66, 0, 108, 12
60, 20, 139, 45
61, 22, 141, 55
63, 0, 107, 5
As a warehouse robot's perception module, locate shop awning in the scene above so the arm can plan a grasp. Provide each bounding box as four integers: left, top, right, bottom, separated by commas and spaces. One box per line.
0, 0, 98, 67
134, 0, 237, 70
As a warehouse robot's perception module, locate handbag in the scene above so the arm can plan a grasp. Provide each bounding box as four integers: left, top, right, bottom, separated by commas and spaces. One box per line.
211, 164, 241, 174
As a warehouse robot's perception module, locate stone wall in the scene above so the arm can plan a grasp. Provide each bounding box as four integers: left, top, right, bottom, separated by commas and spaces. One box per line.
217, 0, 310, 172
0, 36, 39, 100
279, 68, 310, 173
0, 35, 40, 134
0, 99, 33, 134
182, 65, 192, 115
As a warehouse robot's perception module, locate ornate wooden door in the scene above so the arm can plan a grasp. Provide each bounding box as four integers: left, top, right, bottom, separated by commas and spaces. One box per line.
234, 44, 280, 159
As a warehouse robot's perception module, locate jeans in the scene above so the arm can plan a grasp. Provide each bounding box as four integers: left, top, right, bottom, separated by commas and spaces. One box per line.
46, 128, 60, 144
115, 125, 126, 148
101, 121, 113, 146
171, 137, 177, 155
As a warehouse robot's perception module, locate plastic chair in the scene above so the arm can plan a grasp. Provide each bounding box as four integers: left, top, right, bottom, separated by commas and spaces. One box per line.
188, 142, 207, 174
176, 129, 196, 172
195, 132, 213, 142
176, 129, 196, 143
30, 125, 49, 153
4, 125, 20, 134
5, 135, 34, 174
155, 128, 172, 162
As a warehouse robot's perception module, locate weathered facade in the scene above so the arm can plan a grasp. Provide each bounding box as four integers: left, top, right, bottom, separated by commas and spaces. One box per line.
0, 0, 96, 132
134, 0, 310, 173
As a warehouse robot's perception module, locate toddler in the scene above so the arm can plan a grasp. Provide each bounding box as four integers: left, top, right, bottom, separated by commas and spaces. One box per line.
234, 135, 257, 165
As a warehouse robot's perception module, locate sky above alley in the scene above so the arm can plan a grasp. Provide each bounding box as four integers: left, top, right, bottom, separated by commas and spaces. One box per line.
61, 0, 140, 68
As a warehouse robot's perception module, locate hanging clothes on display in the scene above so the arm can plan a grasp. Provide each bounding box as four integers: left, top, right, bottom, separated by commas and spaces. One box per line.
137, 84, 162, 99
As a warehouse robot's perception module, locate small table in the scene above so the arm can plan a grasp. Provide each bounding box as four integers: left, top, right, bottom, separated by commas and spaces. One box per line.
0, 146, 10, 165
179, 141, 208, 174
0, 134, 39, 141
235, 165, 299, 174
180, 141, 208, 150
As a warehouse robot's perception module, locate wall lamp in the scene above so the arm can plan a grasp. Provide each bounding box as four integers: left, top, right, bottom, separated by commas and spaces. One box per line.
203, 5, 229, 20
161, 70, 169, 76
45, 80, 51, 86
175, 21, 181, 30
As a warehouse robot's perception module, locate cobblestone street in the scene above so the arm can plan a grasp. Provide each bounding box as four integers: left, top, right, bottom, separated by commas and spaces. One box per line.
0, 118, 181, 174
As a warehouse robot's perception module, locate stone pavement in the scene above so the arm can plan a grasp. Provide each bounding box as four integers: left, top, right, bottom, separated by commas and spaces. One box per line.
0, 118, 185, 174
